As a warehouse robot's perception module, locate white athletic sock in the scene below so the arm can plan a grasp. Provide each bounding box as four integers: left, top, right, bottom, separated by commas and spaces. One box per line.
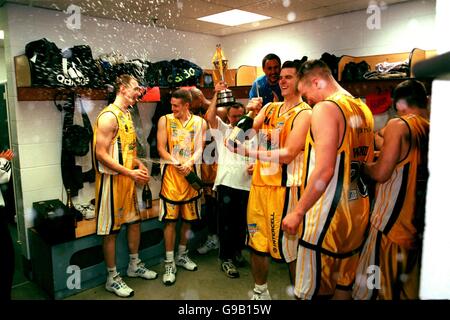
129, 253, 139, 268
178, 245, 187, 256
255, 283, 268, 293
166, 251, 174, 262
107, 266, 118, 279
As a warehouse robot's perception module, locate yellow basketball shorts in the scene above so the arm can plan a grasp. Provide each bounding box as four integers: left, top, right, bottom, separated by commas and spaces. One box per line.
294, 243, 360, 299
159, 197, 201, 222
96, 176, 140, 236
352, 226, 420, 300
247, 185, 300, 262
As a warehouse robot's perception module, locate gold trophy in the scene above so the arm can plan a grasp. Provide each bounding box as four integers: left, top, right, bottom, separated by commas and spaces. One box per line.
212, 44, 235, 106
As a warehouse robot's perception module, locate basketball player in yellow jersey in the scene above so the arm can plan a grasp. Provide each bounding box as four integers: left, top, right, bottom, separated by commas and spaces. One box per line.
230, 60, 312, 300
94, 75, 157, 298
157, 89, 207, 285
353, 80, 430, 300
282, 60, 375, 300
189, 87, 220, 255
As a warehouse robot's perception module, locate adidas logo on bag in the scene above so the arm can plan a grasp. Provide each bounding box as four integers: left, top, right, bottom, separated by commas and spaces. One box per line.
57, 58, 89, 86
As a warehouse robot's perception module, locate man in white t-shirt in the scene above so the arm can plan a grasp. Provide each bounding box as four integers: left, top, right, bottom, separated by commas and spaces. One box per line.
204, 82, 256, 278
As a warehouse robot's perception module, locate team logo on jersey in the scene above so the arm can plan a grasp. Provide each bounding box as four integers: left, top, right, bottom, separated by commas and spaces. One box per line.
248, 223, 258, 235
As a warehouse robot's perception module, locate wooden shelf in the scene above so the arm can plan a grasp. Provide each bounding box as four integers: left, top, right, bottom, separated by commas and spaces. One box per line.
15, 50, 435, 102
17, 80, 433, 102
75, 199, 161, 238
337, 48, 437, 81
17, 87, 109, 101
341, 78, 432, 97
17, 85, 252, 101
15, 54, 249, 101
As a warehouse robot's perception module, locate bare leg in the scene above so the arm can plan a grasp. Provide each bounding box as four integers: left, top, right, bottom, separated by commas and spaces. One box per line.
127, 222, 141, 254
164, 221, 177, 252
103, 234, 117, 268
251, 252, 269, 285
179, 221, 191, 247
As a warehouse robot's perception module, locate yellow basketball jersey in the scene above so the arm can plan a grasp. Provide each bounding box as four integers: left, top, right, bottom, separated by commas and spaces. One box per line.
252, 102, 312, 187
93, 104, 139, 234
371, 114, 429, 249
160, 113, 204, 203
300, 93, 374, 255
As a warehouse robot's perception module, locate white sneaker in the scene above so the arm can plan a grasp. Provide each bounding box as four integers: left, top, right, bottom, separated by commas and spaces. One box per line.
84, 204, 95, 220
176, 252, 198, 271
127, 260, 158, 280
105, 274, 134, 298
221, 259, 240, 278
197, 235, 219, 254
163, 260, 177, 285
74, 203, 95, 220
251, 288, 272, 300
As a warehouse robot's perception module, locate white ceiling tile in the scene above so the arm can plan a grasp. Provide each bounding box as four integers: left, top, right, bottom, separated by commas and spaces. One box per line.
6, 0, 417, 36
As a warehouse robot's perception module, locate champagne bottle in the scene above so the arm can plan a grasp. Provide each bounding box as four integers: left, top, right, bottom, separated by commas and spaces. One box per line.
185, 171, 204, 191
66, 188, 74, 210
142, 183, 153, 209
66, 188, 83, 224
227, 110, 255, 145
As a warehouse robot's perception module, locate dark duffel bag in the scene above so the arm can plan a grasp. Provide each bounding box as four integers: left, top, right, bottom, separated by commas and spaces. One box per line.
26, 39, 103, 87
112, 59, 151, 86
69, 45, 104, 88
320, 52, 342, 80
25, 38, 63, 87
170, 59, 203, 86
148, 60, 173, 88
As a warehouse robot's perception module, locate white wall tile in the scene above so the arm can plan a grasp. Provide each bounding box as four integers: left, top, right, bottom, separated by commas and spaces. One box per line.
16, 116, 62, 145
18, 142, 61, 168
20, 165, 62, 192
6, 3, 220, 67
13, 100, 61, 121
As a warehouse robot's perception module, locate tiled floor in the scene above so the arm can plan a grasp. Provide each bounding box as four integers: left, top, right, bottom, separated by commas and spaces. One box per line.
13, 249, 294, 300
67, 249, 294, 300
10, 222, 295, 300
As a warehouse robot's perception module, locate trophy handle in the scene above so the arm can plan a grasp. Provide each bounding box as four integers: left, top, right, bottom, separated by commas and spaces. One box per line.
215, 44, 225, 81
